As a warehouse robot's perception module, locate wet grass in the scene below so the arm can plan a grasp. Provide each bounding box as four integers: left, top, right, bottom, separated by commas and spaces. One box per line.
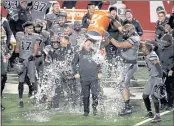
2, 94, 173, 126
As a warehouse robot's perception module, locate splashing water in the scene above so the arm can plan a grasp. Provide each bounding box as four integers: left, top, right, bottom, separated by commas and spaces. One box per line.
20, 37, 126, 122
97, 57, 125, 119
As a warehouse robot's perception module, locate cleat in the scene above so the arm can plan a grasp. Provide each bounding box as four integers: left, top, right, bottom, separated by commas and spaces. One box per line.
1, 105, 5, 111
18, 101, 24, 108
151, 115, 161, 123
93, 107, 98, 116
28, 86, 34, 98
144, 112, 154, 119
126, 104, 133, 109
118, 108, 132, 116
28, 90, 33, 98
83, 112, 89, 117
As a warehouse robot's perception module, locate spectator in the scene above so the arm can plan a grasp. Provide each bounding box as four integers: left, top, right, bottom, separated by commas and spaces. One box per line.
105, 6, 123, 62
155, 7, 169, 41
154, 6, 170, 109
168, 6, 174, 29
82, 3, 95, 28
123, 9, 143, 36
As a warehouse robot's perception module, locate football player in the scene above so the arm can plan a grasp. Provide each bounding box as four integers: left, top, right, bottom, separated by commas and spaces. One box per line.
29, 0, 51, 20
104, 24, 140, 116
14, 21, 39, 108
141, 42, 163, 123
33, 19, 50, 79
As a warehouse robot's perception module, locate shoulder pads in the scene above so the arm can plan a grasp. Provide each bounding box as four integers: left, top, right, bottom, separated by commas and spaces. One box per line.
42, 30, 50, 38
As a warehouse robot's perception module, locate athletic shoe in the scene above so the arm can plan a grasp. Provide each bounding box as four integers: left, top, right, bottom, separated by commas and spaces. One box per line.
28, 90, 33, 98
18, 101, 24, 108
118, 108, 132, 116
1, 105, 5, 110
83, 112, 89, 117
126, 104, 133, 109
144, 112, 154, 119
28, 86, 34, 98
93, 107, 97, 116
151, 115, 161, 123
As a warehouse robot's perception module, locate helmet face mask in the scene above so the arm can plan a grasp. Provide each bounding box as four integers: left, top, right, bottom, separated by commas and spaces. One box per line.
122, 24, 135, 39
34, 26, 42, 33
33, 19, 43, 33
51, 35, 59, 49
122, 30, 129, 39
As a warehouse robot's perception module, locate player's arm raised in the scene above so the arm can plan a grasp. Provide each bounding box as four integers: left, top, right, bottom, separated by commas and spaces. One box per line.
111, 39, 134, 48
104, 35, 134, 48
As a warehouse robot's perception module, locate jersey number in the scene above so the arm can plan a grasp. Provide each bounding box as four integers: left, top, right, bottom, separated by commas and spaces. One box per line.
22, 42, 32, 50
5, 1, 18, 10
38, 39, 43, 46
33, 1, 47, 12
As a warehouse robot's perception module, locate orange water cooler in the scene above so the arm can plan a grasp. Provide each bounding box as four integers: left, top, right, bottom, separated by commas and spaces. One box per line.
86, 11, 110, 40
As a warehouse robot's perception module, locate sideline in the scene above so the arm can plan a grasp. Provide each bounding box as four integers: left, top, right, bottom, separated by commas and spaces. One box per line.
133, 109, 174, 126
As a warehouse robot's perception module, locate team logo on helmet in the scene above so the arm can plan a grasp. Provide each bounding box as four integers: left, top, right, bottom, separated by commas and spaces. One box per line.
153, 82, 166, 99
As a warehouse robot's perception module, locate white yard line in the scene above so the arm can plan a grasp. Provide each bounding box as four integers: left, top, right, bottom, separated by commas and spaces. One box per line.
134, 110, 174, 126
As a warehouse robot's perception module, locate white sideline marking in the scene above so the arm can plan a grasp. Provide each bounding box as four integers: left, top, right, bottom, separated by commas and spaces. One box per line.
134, 110, 174, 126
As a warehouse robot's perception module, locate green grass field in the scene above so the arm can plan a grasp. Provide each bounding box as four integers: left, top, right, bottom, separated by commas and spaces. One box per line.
1, 94, 174, 126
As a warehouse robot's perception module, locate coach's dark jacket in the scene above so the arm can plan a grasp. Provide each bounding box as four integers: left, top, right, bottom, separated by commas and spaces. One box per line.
157, 44, 174, 73
72, 48, 101, 81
